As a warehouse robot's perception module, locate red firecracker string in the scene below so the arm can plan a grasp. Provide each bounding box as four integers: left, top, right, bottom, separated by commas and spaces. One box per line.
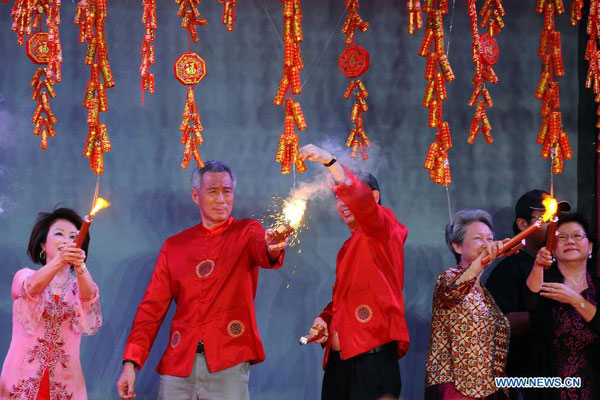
174, 52, 207, 169
580, 1, 600, 159
140, 0, 157, 100
419, 1, 454, 186
274, 0, 306, 175
340, 0, 371, 160
218, 0, 237, 31
534, 0, 573, 174
9, 0, 62, 148
407, 0, 423, 35
466, 0, 503, 145
75, 0, 114, 175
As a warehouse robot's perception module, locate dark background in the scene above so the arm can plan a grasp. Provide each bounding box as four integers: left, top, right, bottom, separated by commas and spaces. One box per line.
0, 1, 591, 399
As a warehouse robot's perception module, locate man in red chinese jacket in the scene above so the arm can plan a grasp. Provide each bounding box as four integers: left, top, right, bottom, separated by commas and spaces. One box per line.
299, 144, 409, 400
116, 161, 288, 399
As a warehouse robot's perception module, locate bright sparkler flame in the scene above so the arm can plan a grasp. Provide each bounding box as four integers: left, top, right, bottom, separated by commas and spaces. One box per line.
259, 196, 310, 248
90, 197, 110, 216
541, 195, 558, 222
283, 198, 307, 227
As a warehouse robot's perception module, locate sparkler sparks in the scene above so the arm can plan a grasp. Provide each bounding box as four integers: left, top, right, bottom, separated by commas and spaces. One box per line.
259, 196, 309, 247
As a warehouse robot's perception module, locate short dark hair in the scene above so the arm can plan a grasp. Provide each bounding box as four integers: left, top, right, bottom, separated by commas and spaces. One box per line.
557, 212, 595, 245
27, 207, 90, 265
445, 209, 494, 264
191, 160, 237, 189
353, 171, 381, 205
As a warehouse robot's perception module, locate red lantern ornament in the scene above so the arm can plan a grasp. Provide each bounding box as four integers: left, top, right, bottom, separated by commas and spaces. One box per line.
175, 52, 207, 169
338, 45, 370, 79
479, 33, 499, 66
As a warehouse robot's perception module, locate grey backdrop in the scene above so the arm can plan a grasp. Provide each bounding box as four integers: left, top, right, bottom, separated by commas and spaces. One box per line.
0, 1, 582, 399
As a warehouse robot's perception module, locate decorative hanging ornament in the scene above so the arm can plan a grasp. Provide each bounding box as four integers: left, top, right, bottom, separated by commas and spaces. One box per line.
273, 0, 306, 175
465, 0, 502, 146
339, 0, 371, 160
533, 0, 573, 174
10, 0, 62, 149
175, 52, 207, 169
479, 33, 499, 66
26, 32, 51, 64
407, 0, 423, 34
76, 0, 114, 175
338, 45, 370, 79
418, 3, 454, 186
218, 0, 237, 31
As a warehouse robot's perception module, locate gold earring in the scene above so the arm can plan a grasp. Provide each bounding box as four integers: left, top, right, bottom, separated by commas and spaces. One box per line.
39, 249, 46, 260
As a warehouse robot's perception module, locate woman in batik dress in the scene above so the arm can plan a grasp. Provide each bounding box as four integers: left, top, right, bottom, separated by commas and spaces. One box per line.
0, 208, 102, 400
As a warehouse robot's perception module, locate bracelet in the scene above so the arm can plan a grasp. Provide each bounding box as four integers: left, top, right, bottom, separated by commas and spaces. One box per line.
76, 263, 87, 276
323, 156, 337, 167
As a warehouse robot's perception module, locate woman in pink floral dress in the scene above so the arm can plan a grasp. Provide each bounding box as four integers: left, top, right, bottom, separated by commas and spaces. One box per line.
0, 208, 102, 400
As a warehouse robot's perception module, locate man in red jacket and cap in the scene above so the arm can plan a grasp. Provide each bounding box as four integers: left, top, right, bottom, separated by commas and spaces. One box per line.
116, 160, 288, 400
299, 144, 410, 400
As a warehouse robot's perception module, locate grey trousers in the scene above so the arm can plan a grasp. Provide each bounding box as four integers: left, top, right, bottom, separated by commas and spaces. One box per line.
158, 354, 250, 400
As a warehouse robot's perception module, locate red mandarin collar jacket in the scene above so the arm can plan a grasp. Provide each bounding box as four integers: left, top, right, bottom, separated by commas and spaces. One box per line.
122, 216, 284, 376
319, 168, 410, 368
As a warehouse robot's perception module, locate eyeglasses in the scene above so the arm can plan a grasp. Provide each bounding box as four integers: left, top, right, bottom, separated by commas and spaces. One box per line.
556, 233, 587, 242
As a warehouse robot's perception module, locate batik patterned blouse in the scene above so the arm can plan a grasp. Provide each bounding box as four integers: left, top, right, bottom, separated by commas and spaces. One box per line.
0, 268, 102, 399
425, 266, 510, 398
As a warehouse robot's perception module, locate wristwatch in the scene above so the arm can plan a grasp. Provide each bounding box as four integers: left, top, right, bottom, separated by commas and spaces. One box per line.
323, 155, 337, 167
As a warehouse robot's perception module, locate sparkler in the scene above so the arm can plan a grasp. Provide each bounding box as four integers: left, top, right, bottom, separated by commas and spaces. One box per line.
75, 197, 110, 248
260, 196, 308, 247
482, 195, 558, 265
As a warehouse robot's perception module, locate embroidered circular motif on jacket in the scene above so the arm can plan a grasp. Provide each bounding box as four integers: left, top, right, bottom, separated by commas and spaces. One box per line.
227, 320, 245, 338
355, 304, 373, 323
195, 259, 215, 278
171, 330, 181, 348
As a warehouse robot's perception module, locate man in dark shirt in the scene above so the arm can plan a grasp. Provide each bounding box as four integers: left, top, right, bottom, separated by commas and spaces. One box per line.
485, 190, 570, 399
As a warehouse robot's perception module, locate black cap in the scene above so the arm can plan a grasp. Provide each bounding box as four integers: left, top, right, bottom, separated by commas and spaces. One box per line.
512, 189, 571, 233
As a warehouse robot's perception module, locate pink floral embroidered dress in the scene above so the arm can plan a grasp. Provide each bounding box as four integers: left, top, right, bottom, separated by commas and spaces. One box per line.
0, 268, 102, 399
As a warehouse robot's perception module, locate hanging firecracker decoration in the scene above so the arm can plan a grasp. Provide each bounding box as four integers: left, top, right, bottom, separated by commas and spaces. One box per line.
534, 0, 573, 174
339, 0, 371, 160
140, 0, 157, 98
27, 34, 58, 149
176, 0, 208, 43
480, 0, 505, 35
466, 0, 502, 145
9, 0, 62, 148
138, 0, 235, 100
580, 1, 600, 158
175, 52, 207, 169
75, 0, 114, 175
276, 99, 307, 174
218, 0, 237, 31
407, 0, 423, 35
273, 0, 306, 174
419, 1, 454, 186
